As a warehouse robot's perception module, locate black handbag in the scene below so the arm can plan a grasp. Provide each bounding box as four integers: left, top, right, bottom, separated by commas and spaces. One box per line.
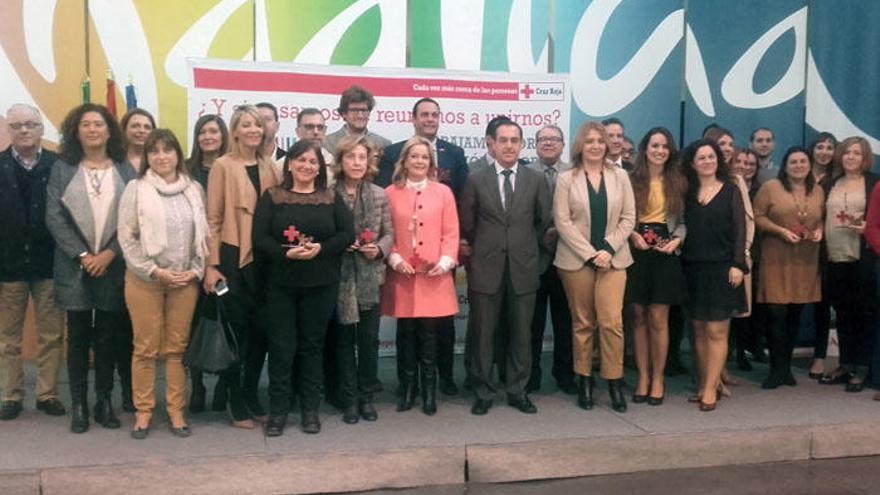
184, 296, 239, 373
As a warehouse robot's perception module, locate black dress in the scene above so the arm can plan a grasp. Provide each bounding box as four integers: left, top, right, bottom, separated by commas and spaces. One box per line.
681, 181, 748, 321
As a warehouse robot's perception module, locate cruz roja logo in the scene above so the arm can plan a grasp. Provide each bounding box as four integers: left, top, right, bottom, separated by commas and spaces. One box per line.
519, 83, 565, 101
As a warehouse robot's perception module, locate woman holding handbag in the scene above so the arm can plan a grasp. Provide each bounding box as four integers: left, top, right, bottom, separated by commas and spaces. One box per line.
118, 129, 207, 438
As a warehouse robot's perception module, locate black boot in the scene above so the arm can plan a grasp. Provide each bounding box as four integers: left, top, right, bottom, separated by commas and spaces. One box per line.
576, 375, 594, 410
301, 410, 321, 434
397, 373, 417, 412
421, 365, 437, 416
358, 394, 378, 421
70, 402, 89, 434
265, 413, 287, 437
93, 396, 121, 429
608, 379, 627, 413
190, 371, 206, 414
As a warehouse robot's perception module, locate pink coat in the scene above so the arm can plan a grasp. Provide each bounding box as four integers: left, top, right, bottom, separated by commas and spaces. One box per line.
381, 182, 460, 318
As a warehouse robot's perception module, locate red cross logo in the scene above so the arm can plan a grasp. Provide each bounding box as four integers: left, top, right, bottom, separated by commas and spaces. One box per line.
360, 228, 376, 244
836, 210, 851, 224
283, 226, 300, 243
520, 84, 535, 99
642, 230, 658, 245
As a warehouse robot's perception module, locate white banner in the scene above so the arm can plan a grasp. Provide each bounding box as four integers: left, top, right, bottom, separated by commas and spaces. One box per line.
187, 58, 570, 355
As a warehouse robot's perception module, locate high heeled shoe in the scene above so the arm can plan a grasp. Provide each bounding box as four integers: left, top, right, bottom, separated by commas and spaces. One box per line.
608, 379, 627, 413
576, 375, 594, 410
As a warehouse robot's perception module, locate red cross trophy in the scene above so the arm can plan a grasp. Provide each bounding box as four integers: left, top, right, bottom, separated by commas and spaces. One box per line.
359, 228, 376, 244
642, 229, 659, 246
791, 223, 807, 240
836, 210, 852, 225
283, 225, 300, 247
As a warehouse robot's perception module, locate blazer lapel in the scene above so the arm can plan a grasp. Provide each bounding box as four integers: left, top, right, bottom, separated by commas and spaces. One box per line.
98, 166, 126, 250
603, 168, 617, 228
60, 167, 97, 250
484, 167, 505, 217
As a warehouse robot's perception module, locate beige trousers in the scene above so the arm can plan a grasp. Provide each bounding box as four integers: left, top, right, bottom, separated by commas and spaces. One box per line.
558, 266, 627, 380
0, 280, 65, 402
125, 272, 199, 421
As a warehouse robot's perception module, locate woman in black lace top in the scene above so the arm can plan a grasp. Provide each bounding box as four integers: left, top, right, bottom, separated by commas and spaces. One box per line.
253, 140, 354, 437
680, 139, 747, 412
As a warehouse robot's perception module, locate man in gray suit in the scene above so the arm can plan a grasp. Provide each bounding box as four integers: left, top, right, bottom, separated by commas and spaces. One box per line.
459, 120, 552, 415
525, 125, 574, 394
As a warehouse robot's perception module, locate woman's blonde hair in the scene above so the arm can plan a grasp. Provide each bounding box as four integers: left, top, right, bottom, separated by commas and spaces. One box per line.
570, 121, 610, 167
226, 104, 266, 159
391, 136, 438, 186
333, 135, 379, 182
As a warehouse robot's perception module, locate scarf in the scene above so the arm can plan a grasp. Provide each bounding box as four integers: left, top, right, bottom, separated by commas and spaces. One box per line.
335, 180, 382, 325
136, 169, 208, 261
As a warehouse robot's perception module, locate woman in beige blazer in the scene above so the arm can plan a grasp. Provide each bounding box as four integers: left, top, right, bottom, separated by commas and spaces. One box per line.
202, 105, 279, 429
554, 121, 636, 413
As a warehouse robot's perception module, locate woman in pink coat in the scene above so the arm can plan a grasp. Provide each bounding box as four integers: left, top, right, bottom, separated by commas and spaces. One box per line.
381, 136, 459, 416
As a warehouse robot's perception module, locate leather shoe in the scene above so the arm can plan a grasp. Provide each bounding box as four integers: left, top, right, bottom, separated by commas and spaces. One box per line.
36, 398, 66, 416
632, 393, 648, 404
70, 403, 89, 433
845, 381, 865, 393
0, 401, 23, 420
301, 411, 321, 434
761, 375, 783, 389
819, 371, 852, 385
782, 374, 797, 387
93, 399, 121, 429
130, 426, 150, 440
699, 400, 717, 412
647, 395, 664, 406
507, 394, 537, 414
808, 372, 823, 380
470, 399, 492, 415
170, 425, 192, 438
342, 405, 360, 424
358, 400, 378, 421
265, 414, 287, 437
439, 378, 458, 396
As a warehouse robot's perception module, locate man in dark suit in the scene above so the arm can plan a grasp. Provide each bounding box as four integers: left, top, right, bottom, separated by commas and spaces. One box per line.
377, 98, 468, 395
256, 102, 287, 182
602, 117, 633, 172
525, 125, 574, 394
459, 120, 552, 415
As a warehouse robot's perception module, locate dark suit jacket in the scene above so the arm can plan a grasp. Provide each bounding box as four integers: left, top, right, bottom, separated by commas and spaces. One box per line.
377, 138, 468, 198
0, 147, 59, 281
45, 160, 136, 311
459, 164, 552, 295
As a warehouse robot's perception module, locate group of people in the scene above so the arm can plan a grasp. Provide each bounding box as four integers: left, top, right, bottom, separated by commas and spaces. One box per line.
1, 83, 879, 440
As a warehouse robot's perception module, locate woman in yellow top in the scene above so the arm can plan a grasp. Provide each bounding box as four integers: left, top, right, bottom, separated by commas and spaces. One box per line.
625, 127, 687, 406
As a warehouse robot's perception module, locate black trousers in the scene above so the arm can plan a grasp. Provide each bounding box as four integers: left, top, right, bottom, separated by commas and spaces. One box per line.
870, 259, 880, 388
828, 260, 876, 368
529, 266, 573, 386
813, 260, 831, 359
67, 310, 123, 404
113, 310, 133, 399
765, 303, 804, 379
335, 305, 382, 406
266, 283, 338, 415
218, 245, 267, 420
468, 266, 535, 401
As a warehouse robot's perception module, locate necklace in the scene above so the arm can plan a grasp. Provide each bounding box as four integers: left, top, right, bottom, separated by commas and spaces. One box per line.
790, 186, 809, 238
697, 181, 721, 205
86, 167, 108, 197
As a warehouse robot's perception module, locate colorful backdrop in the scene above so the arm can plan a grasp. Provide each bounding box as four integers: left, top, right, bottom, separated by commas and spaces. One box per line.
2, 0, 879, 161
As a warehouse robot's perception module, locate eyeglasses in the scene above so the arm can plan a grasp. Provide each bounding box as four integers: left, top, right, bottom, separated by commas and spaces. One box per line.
300, 124, 326, 131
9, 122, 42, 131
346, 108, 371, 115
537, 136, 563, 144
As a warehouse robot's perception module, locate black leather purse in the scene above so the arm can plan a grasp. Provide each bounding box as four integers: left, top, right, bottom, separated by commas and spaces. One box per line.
184, 296, 239, 373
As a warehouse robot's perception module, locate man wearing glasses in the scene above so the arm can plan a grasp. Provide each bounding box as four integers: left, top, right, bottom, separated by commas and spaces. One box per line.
325, 85, 391, 154
0, 104, 66, 420
525, 125, 574, 395
295, 107, 336, 185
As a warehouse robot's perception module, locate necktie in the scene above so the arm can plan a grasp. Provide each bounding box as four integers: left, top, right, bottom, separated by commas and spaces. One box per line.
544, 166, 556, 196
501, 169, 514, 210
